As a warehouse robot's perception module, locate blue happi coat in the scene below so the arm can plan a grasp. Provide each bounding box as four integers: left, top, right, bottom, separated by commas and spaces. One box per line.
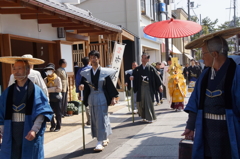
185, 61, 240, 159
0, 83, 53, 159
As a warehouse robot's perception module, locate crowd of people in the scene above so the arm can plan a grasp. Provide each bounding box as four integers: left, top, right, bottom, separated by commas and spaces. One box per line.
1, 27, 240, 158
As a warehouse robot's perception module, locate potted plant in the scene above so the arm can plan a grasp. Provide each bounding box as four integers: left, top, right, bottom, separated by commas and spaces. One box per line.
67, 103, 78, 115
69, 86, 82, 115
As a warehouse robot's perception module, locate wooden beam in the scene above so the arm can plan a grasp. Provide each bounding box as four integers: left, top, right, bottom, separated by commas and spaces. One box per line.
9, 34, 56, 43
0, 8, 40, 14
0, 1, 21, 7
53, 40, 73, 45
122, 29, 135, 41
21, 14, 56, 19
78, 30, 105, 34
0, 0, 19, 3
38, 19, 73, 24
66, 32, 89, 41
52, 23, 83, 27
88, 32, 111, 36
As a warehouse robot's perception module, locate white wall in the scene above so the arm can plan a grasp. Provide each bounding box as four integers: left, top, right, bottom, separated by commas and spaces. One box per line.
76, 0, 140, 36
148, 50, 161, 64
60, 44, 73, 72
0, 14, 65, 41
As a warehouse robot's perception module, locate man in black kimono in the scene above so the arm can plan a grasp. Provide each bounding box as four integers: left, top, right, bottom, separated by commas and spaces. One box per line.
188, 59, 202, 82
130, 53, 162, 123
79, 50, 118, 151
183, 63, 189, 84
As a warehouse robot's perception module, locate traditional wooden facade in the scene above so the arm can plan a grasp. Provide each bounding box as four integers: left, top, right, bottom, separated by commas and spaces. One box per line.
0, 0, 134, 98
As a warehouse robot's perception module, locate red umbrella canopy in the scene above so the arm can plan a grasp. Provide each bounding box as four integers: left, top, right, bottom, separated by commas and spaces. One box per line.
143, 18, 202, 38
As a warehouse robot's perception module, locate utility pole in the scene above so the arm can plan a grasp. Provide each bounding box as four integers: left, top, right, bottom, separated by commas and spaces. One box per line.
188, 0, 190, 20
164, 0, 169, 61
234, 0, 239, 52
234, 0, 236, 26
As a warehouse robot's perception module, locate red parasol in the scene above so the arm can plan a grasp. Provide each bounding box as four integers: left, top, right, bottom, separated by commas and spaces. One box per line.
143, 18, 202, 38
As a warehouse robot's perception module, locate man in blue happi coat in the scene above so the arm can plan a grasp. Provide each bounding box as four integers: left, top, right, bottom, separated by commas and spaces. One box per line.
75, 57, 92, 125
0, 56, 53, 159
182, 27, 240, 159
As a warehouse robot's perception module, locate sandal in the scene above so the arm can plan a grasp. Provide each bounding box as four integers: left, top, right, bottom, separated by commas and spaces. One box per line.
94, 144, 104, 151
102, 139, 110, 146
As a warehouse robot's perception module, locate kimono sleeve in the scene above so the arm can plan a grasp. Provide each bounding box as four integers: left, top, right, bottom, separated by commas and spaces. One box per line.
0, 93, 5, 126
232, 66, 240, 120
80, 76, 90, 107
153, 67, 161, 91
132, 68, 139, 93
104, 76, 119, 106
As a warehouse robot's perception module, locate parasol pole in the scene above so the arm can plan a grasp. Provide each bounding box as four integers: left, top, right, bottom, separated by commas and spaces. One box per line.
81, 90, 85, 150
125, 86, 130, 111
131, 78, 134, 123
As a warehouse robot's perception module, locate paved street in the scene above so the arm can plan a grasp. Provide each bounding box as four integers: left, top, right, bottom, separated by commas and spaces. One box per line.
44, 93, 190, 159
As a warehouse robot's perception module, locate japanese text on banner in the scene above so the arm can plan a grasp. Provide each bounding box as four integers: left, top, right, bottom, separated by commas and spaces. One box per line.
111, 43, 126, 87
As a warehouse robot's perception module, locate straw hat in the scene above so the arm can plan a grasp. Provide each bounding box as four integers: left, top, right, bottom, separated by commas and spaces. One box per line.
185, 27, 240, 49
0, 54, 44, 65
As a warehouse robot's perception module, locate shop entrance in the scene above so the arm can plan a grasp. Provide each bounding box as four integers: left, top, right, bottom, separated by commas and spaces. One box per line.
11, 39, 50, 71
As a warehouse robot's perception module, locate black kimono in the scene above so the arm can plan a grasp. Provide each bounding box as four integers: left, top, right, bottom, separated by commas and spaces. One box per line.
132, 64, 161, 121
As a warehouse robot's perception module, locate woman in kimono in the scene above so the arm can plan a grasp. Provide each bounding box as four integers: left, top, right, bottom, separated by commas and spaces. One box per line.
168, 58, 186, 111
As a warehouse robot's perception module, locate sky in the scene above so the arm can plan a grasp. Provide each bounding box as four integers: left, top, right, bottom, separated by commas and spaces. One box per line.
173, 0, 238, 26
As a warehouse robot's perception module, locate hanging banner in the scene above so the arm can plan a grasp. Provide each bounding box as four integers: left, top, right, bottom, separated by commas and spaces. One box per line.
111, 42, 126, 87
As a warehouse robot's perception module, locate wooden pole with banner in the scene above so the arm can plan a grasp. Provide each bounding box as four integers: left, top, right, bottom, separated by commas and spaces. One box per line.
111, 42, 126, 87
81, 90, 85, 150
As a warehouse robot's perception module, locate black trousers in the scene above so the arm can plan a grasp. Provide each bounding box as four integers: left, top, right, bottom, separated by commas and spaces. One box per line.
61, 92, 68, 115
50, 101, 62, 129
155, 90, 163, 103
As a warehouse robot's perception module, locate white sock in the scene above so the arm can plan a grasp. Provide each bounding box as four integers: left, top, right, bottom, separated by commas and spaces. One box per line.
97, 141, 103, 146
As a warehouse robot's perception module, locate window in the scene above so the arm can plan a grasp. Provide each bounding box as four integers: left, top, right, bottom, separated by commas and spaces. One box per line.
141, 0, 146, 15
141, 0, 156, 20
154, 0, 159, 21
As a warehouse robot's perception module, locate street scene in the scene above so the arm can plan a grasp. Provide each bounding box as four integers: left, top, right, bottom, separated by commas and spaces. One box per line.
44, 94, 191, 159
0, 0, 240, 159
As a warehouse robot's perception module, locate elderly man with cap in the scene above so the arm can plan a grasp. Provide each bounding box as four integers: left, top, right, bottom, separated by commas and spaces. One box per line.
0, 56, 53, 158
182, 27, 240, 159
8, 54, 49, 99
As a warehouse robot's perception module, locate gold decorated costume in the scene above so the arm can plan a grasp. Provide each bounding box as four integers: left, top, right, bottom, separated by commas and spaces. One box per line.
167, 58, 187, 110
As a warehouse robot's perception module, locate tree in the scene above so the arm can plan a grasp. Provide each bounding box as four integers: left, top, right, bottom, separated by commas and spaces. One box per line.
190, 16, 218, 41
217, 16, 240, 30
201, 17, 218, 33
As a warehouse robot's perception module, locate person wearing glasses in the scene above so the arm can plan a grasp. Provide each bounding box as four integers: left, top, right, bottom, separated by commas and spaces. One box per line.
182, 28, 240, 159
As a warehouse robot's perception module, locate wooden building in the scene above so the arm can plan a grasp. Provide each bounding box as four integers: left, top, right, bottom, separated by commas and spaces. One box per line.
0, 0, 135, 98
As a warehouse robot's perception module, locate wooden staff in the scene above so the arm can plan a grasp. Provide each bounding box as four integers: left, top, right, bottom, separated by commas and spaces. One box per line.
81, 90, 85, 150
125, 86, 130, 111
131, 78, 134, 123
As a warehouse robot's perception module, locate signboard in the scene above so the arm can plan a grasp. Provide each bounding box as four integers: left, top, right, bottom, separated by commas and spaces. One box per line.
143, 33, 157, 42
111, 42, 126, 87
